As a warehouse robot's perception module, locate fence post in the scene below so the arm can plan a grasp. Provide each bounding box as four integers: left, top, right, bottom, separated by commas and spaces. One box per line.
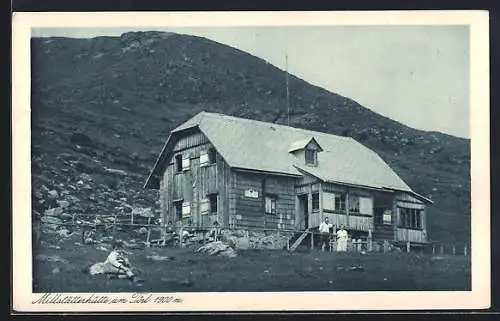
145, 216, 151, 247
162, 225, 167, 246
367, 230, 373, 252
406, 241, 410, 253
113, 214, 117, 235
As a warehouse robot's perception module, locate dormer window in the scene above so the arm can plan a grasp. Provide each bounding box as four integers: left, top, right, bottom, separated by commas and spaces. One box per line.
305, 149, 317, 166
289, 137, 323, 167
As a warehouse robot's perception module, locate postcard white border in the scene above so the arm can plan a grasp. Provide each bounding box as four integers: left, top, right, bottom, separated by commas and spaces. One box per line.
12, 10, 490, 312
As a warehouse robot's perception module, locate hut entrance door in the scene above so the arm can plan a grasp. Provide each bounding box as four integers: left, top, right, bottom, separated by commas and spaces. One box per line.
297, 194, 308, 230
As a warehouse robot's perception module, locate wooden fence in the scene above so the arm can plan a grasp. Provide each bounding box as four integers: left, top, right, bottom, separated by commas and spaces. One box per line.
35, 213, 469, 256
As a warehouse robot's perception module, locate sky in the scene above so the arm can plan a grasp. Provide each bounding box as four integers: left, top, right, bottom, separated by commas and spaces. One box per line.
32, 26, 470, 138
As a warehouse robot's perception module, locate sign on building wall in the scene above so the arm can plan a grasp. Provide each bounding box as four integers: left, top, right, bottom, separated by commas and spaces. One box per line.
383, 210, 392, 225
244, 189, 259, 198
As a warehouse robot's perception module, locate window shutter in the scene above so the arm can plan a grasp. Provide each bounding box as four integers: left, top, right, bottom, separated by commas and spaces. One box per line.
182, 202, 191, 216
359, 197, 373, 215
182, 155, 190, 171
200, 150, 209, 167
200, 198, 210, 215
323, 192, 336, 211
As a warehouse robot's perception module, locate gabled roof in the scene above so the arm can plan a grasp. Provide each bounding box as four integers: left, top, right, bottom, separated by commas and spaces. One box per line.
289, 137, 323, 153
145, 112, 419, 198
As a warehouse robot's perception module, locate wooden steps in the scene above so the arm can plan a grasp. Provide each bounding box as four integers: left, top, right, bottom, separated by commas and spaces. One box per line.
289, 230, 309, 252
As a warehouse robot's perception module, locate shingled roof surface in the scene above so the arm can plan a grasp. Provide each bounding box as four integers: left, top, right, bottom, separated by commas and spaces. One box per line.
162, 112, 412, 192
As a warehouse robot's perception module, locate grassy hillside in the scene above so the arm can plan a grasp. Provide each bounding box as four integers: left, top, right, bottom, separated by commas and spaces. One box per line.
30, 31, 471, 243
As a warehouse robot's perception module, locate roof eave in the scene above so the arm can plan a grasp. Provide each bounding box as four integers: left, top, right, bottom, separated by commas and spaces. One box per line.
143, 132, 176, 189
382, 187, 434, 204
233, 166, 302, 178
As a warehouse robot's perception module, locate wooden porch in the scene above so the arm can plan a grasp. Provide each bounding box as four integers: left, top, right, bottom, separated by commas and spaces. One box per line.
308, 212, 373, 232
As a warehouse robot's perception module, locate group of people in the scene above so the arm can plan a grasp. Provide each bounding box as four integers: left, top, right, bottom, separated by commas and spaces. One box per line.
318, 217, 349, 252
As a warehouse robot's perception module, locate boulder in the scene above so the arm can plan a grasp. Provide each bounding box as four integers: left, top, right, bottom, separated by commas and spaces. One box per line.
44, 207, 63, 217
57, 200, 70, 209
47, 190, 59, 199
34, 190, 44, 200
41, 216, 63, 231
196, 241, 237, 258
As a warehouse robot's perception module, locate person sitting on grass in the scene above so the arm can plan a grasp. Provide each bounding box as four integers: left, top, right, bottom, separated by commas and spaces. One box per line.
84, 241, 138, 282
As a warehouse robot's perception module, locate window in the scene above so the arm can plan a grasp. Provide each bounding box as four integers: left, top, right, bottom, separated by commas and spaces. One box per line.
323, 192, 346, 212
323, 192, 336, 211
173, 200, 183, 220
398, 207, 422, 229
359, 197, 373, 215
312, 193, 320, 211
335, 194, 346, 211
182, 202, 191, 217
265, 195, 277, 215
200, 151, 209, 166
208, 148, 217, 164
209, 194, 218, 213
305, 149, 317, 165
200, 148, 217, 167
175, 155, 183, 172
182, 155, 190, 171
348, 195, 360, 213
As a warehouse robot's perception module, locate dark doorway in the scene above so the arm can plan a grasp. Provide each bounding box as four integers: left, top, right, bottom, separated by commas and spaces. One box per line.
297, 194, 308, 229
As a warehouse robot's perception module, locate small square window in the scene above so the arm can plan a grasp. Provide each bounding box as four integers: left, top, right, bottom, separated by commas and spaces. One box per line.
200, 148, 217, 167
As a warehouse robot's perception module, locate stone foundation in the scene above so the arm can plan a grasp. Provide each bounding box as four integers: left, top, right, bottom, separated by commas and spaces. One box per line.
219, 229, 292, 250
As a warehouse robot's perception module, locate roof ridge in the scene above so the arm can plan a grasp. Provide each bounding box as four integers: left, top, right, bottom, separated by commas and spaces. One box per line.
199, 111, 353, 141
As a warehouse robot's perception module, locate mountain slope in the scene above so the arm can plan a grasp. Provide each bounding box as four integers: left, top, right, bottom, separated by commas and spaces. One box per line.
30, 31, 471, 243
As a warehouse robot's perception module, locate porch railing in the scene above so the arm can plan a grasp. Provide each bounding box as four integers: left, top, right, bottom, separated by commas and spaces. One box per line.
308, 212, 373, 232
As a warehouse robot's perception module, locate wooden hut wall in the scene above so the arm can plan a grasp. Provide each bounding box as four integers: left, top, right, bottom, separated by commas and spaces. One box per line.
233, 171, 297, 230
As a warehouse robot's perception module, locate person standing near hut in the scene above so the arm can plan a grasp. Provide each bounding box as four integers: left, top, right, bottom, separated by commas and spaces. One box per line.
336, 225, 349, 252
319, 217, 333, 252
